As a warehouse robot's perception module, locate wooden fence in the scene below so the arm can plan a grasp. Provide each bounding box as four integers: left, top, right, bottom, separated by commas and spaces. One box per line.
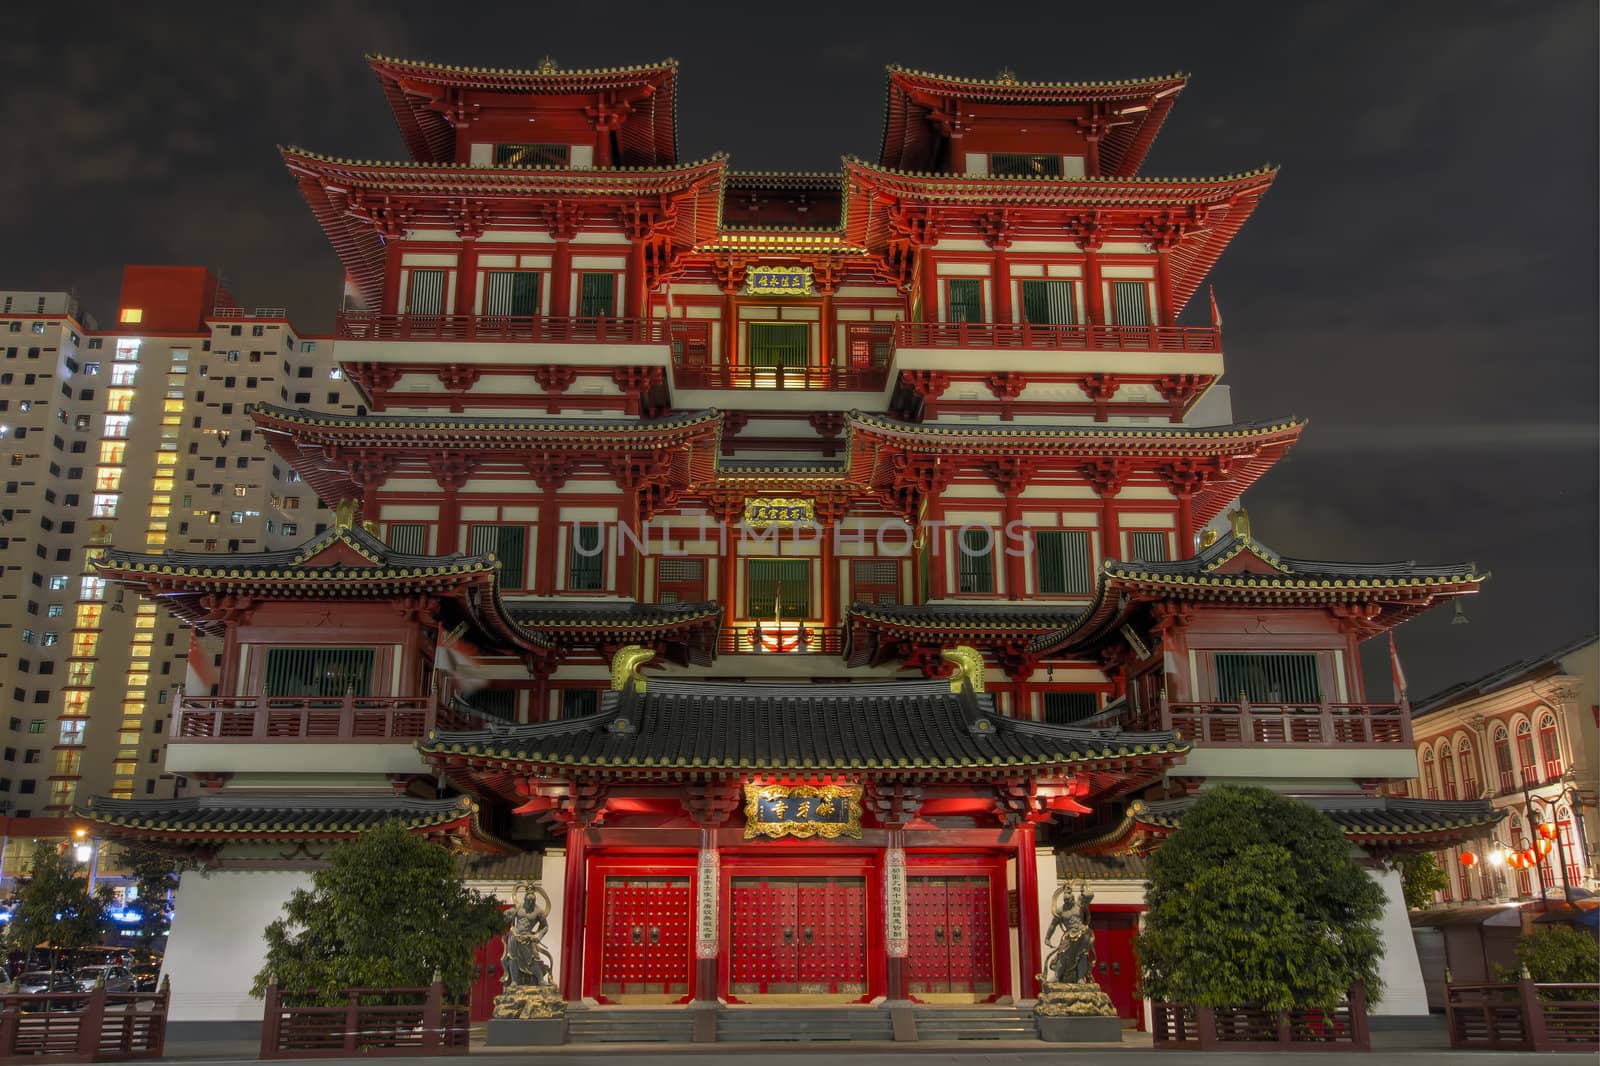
1152, 984, 1370, 1051
0, 981, 168, 1062
259, 983, 469, 1059
1445, 979, 1599, 1052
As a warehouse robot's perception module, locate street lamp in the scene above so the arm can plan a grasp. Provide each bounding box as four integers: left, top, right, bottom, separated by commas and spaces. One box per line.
70, 828, 97, 893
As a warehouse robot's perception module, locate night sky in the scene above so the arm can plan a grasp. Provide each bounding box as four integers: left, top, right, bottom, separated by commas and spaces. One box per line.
5, 1, 1595, 695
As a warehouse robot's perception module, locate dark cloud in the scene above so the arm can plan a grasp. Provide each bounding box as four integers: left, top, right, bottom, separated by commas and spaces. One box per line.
4, 0, 1594, 694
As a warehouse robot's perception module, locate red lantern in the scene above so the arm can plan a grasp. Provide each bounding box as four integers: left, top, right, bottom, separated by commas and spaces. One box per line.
1522, 849, 1538, 866
1459, 850, 1479, 868
1538, 821, 1558, 841
1536, 838, 1553, 857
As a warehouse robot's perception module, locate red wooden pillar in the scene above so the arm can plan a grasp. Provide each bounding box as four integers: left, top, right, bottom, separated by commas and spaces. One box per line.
560, 826, 589, 1000
1003, 492, 1025, 600
437, 486, 461, 555
819, 289, 834, 367
616, 486, 639, 600
694, 826, 719, 1003
625, 237, 647, 320
820, 519, 839, 629
884, 827, 909, 1000
454, 240, 477, 316
924, 502, 947, 600
1153, 247, 1174, 326
1015, 825, 1042, 1000
551, 239, 573, 319
383, 239, 404, 313
991, 242, 1012, 325
722, 290, 739, 364
919, 248, 939, 322
1175, 489, 1195, 559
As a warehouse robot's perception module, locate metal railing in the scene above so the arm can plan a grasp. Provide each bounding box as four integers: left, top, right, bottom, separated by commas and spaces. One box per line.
892, 320, 1221, 352
337, 311, 697, 346
1164, 699, 1412, 747
173, 695, 482, 742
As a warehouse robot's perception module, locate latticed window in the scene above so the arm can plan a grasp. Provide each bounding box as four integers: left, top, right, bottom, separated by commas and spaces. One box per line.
655, 558, 706, 604
851, 560, 899, 605
1034, 530, 1092, 595
566, 525, 605, 591
1538, 713, 1563, 780
407, 270, 445, 316
991, 153, 1064, 177
946, 279, 983, 323
1042, 692, 1099, 725
1019, 279, 1076, 325
1422, 748, 1438, 800
470, 524, 528, 589
483, 271, 540, 317
560, 689, 600, 719
957, 528, 994, 594
461, 689, 518, 722
493, 143, 569, 166
578, 273, 616, 317
263, 647, 375, 698
1130, 531, 1169, 562
747, 323, 809, 368
1212, 652, 1321, 704
1458, 737, 1479, 798
386, 523, 428, 555
1111, 280, 1151, 326
746, 559, 810, 619
1439, 745, 1458, 800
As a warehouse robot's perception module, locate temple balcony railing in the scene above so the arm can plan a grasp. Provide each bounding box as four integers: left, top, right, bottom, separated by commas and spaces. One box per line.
336, 311, 706, 347
890, 321, 1222, 353
1164, 698, 1413, 748
171, 694, 485, 743
718, 625, 845, 655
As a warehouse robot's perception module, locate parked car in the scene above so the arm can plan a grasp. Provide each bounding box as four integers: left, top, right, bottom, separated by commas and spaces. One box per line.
130, 964, 161, 993
15, 970, 83, 1010
73, 965, 133, 993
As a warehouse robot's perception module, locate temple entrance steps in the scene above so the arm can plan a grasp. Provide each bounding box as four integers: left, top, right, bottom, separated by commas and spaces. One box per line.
716, 1006, 895, 1042
566, 1005, 697, 1043
912, 1005, 1037, 1040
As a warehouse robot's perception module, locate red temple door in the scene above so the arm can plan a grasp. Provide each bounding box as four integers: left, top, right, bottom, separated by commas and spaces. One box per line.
907, 876, 995, 996
469, 931, 505, 1022
1091, 911, 1141, 1026
598, 875, 692, 1000
729, 876, 866, 996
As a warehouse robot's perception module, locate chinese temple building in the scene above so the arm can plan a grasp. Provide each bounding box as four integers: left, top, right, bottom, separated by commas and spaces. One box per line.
82, 56, 1501, 1039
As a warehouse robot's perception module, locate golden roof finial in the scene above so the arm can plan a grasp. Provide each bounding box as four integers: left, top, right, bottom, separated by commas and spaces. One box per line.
333, 498, 358, 532
1198, 528, 1220, 550
1228, 507, 1251, 539
610, 645, 655, 692
537, 56, 559, 74
941, 645, 986, 694
996, 67, 1019, 85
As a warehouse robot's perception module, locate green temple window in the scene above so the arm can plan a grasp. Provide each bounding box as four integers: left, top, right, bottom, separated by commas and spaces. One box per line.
945, 279, 984, 323
747, 558, 811, 618
957, 528, 995, 594
567, 524, 606, 591
262, 647, 376, 699
470, 524, 528, 589
1212, 652, 1321, 704
483, 271, 541, 317
1019, 279, 1076, 325
578, 273, 617, 317
1034, 530, 1092, 595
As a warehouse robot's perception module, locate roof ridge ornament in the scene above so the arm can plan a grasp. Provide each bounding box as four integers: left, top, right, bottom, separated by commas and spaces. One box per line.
333, 498, 358, 532
942, 645, 986, 693
996, 67, 1019, 85
610, 644, 655, 692
1227, 506, 1251, 539
537, 56, 558, 74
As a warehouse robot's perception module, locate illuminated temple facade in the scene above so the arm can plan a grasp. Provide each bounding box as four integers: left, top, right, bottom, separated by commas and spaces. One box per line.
83, 57, 1504, 1037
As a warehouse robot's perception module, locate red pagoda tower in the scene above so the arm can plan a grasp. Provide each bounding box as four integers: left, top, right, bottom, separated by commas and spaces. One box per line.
83, 57, 1501, 1040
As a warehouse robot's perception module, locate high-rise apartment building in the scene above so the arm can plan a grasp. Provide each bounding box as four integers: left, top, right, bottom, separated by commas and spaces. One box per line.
0, 267, 356, 823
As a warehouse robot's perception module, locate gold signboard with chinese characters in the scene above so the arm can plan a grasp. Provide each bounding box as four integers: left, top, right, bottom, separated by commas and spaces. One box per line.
744, 265, 814, 297
742, 497, 815, 527
743, 782, 863, 840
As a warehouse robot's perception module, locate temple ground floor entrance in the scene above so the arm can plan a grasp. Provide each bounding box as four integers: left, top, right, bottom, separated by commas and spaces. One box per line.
907, 876, 995, 998
729, 876, 868, 998
597, 875, 694, 1001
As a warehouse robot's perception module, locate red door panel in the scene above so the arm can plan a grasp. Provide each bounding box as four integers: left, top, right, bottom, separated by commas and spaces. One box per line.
908, 876, 994, 996
908, 877, 948, 993
599, 876, 691, 998
469, 931, 505, 1022
1091, 912, 1141, 1025
730, 876, 866, 995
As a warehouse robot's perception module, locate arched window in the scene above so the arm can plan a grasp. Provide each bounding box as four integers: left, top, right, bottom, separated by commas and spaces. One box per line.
1422, 747, 1438, 800
1557, 805, 1582, 888
1538, 713, 1563, 781
1457, 736, 1479, 798
1440, 849, 1455, 901
1455, 847, 1474, 901
1516, 720, 1537, 786
1440, 744, 1458, 800
1510, 814, 1533, 897
1493, 725, 1514, 792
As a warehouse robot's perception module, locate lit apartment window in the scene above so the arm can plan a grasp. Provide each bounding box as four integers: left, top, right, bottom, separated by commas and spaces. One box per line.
233, 485, 248, 497
80, 576, 106, 601
47, 576, 66, 590
91, 494, 118, 518
119, 309, 143, 324
40, 633, 57, 647
104, 415, 131, 438
110, 365, 136, 386
82, 362, 99, 375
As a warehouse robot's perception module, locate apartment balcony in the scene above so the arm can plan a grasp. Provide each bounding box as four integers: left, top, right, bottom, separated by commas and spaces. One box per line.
165, 695, 484, 776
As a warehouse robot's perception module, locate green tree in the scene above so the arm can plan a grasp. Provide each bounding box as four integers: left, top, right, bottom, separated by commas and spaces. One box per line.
251, 822, 507, 1005
117, 847, 180, 946
1516, 926, 1600, 991
4, 843, 109, 974
1396, 851, 1449, 911
1136, 786, 1387, 1010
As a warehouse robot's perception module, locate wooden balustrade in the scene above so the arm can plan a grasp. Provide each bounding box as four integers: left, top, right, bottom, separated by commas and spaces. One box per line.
260, 983, 468, 1059
1445, 980, 1599, 1052
1152, 984, 1370, 1051
1164, 699, 1412, 747
717, 626, 844, 655
337, 312, 696, 346
893, 320, 1221, 352
173, 695, 480, 742
0, 982, 168, 1062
